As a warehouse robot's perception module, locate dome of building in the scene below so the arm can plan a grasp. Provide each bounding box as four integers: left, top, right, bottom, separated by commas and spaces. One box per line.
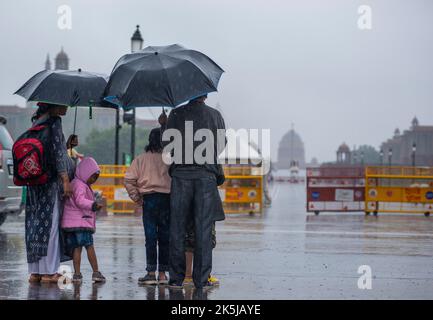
337, 142, 350, 153
336, 142, 351, 163
55, 47, 69, 70
277, 128, 306, 169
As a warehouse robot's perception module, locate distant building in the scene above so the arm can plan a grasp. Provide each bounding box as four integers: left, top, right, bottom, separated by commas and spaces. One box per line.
54, 47, 69, 70
380, 117, 433, 166
277, 126, 306, 169
44, 47, 70, 71
336, 142, 351, 164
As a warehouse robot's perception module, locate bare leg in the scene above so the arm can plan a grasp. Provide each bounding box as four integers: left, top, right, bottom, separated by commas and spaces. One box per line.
185, 251, 193, 278
73, 247, 82, 275
86, 245, 99, 272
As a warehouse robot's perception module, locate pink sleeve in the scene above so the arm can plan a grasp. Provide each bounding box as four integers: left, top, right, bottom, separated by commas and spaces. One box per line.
72, 186, 95, 212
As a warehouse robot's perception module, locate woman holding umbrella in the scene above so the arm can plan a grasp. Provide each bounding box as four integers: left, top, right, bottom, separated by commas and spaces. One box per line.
14, 68, 108, 283
26, 102, 75, 283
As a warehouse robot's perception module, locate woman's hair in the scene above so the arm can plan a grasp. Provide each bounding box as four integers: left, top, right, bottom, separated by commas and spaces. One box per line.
31, 103, 52, 122
31, 102, 64, 122
145, 128, 163, 153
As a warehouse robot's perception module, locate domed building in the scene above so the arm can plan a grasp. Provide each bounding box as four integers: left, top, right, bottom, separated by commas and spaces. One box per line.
277, 127, 306, 169
336, 142, 351, 164
44, 47, 70, 71
54, 47, 69, 70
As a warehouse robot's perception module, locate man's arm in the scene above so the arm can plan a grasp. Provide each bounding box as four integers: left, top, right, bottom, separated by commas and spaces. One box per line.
160, 110, 176, 148
215, 110, 227, 156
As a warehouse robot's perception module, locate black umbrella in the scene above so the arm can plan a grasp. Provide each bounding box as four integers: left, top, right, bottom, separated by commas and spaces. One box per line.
14, 68, 109, 133
103, 44, 224, 110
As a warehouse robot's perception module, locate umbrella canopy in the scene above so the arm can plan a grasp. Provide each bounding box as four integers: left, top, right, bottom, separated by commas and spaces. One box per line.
14, 69, 108, 107
104, 44, 224, 110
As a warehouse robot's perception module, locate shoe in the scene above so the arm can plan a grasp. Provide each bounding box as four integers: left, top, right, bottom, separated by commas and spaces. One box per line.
138, 273, 158, 285
183, 276, 193, 286
92, 271, 106, 283
158, 273, 169, 285
72, 273, 83, 284
28, 274, 41, 283
208, 275, 220, 285
168, 281, 184, 289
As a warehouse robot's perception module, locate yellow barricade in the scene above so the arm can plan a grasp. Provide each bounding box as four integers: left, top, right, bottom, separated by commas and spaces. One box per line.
94, 165, 136, 214
365, 166, 433, 216
220, 165, 264, 214
94, 164, 264, 215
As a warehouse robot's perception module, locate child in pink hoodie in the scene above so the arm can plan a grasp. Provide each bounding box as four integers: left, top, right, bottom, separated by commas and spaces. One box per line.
61, 157, 105, 283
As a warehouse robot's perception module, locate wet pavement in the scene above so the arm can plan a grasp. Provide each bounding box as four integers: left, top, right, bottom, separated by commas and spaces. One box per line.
1, 183, 433, 300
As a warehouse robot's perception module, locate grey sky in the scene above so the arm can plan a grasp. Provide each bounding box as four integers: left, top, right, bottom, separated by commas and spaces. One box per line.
0, 0, 432, 162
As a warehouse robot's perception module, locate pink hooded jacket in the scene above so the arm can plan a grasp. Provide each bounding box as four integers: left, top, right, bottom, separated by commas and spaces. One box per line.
61, 157, 100, 233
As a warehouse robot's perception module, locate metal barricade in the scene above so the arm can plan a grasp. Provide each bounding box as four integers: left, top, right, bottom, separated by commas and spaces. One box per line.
93, 165, 136, 214
94, 164, 264, 215
365, 166, 433, 216
219, 165, 263, 214
306, 166, 365, 215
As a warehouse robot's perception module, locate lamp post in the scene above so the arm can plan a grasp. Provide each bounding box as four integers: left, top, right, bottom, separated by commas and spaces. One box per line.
114, 110, 120, 165
412, 142, 416, 167
129, 25, 144, 160
360, 151, 364, 166
379, 149, 383, 166
388, 148, 392, 167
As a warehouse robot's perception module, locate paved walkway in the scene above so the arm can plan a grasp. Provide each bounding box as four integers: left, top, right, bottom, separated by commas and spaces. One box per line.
1, 183, 433, 299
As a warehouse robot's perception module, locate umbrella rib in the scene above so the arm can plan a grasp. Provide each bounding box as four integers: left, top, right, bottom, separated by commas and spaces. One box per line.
26, 71, 62, 102
165, 54, 221, 91
157, 55, 177, 107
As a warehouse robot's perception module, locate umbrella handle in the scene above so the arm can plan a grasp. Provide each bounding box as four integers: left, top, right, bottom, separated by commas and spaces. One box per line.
89, 100, 94, 119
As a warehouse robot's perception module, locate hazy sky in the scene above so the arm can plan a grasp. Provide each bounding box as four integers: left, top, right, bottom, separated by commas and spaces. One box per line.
1, 0, 432, 162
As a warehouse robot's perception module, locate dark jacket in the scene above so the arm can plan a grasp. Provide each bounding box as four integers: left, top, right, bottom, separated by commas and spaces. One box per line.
162, 101, 226, 184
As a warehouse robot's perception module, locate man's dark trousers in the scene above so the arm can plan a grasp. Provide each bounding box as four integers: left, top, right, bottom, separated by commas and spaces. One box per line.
169, 175, 217, 288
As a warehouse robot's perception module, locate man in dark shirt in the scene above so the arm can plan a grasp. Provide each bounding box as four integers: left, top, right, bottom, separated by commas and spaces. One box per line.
161, 94, 226, 289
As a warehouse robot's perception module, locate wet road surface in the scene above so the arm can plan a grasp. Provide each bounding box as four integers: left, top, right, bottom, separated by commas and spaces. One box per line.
1, 183, 433, 300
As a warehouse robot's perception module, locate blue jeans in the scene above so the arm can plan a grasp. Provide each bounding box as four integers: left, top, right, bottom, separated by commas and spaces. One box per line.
142, 193, 170, 272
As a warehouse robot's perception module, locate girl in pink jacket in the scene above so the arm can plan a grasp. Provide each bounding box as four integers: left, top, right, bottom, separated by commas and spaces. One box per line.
61, 157, 105, 283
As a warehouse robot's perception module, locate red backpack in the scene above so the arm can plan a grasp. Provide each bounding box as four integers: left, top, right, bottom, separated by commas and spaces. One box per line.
12, 122, 54, 186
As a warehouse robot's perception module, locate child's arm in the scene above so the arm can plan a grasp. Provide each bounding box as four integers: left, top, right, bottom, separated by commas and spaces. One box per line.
124, 158, 143, 204
73, 187, 96, 212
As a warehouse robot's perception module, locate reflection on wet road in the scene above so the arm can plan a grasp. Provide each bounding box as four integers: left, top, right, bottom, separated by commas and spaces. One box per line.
1, 183, 433, 299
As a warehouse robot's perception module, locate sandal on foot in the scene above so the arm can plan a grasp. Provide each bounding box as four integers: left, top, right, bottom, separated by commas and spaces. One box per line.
28, 274, 41, 283
40, 274, 62, 284
158, 273, 169, 285
92, 271, 106, 283
73, 273, 83, 284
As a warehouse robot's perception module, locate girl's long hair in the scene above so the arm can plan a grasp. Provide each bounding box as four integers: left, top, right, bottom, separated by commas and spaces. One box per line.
31, 102, 60, 122
145, 128, 163, 153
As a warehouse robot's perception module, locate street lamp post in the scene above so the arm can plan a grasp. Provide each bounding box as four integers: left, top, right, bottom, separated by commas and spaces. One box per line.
412, 142, 416, 167
130, 25, 144, 160
114, 110, 120, 165
388, 148, 392, 166
379, 149, 384, 166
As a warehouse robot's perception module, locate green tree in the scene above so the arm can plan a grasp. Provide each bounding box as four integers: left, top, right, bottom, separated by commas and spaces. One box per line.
77, 125, 151, 164
352, 145, 380, 165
